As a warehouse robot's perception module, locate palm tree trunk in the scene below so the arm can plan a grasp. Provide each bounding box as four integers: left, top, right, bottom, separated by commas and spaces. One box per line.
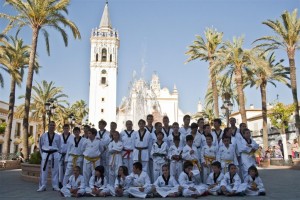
42, 113, 46, 133
210, 60, 219, 118
281, 126, 289, 161
260, 80, 268, 149
22, 27, 40, 160
235, 66, 247, 124
2, 77, 16, 155
287, 49, 300, 139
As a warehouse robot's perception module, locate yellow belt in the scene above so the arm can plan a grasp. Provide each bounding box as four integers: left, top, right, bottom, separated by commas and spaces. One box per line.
204, 156, 216, 165
70, 154, 83, 167
222, 159, 233, 164
191, 159, 202, 172
84, 156, 100, 169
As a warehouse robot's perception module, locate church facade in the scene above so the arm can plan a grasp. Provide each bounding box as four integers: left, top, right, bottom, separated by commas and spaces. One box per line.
89, 2, 185, 128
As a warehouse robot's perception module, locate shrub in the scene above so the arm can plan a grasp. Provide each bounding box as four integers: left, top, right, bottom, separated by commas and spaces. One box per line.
29, 151, 41, 164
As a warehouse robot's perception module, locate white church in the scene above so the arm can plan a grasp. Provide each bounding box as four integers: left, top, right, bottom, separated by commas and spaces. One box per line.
88, 2, 186, 129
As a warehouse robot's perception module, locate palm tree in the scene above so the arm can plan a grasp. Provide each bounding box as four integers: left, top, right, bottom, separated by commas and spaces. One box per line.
71, 100, 89, 124
217, 36, 267, 124
186, 28, 223, 118
0, 0, 81, 159
254, 9, 300, 136
16, 80, 68, 133
0, 36, 31, 154
249, 52, 290, 148
0, 34, 9, 87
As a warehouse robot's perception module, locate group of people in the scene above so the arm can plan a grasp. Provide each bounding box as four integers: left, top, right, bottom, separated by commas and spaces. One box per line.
37, 114, 266, 198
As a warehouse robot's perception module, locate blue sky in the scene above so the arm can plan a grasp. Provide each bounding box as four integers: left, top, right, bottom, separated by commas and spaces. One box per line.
0, 0, 299, 114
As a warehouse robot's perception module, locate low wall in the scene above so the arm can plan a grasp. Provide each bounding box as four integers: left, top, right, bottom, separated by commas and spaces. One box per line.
0, 160, 21, 170
21, 163, 51, 183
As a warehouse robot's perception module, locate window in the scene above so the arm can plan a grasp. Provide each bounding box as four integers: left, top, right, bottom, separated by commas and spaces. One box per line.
29, 126, 33, 137
101, 69, 107, 74
110, 54, 112, 62
101, 48, 107, 62
101, 98, 105, 102
96, 53, 99, 61
0, 143, 2, 153
101, 77, 106, 85
15, 123, 21, 137
101, 109, 104, 113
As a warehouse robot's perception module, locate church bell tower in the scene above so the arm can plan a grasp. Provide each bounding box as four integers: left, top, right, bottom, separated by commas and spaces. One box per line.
89, 2, 119, 126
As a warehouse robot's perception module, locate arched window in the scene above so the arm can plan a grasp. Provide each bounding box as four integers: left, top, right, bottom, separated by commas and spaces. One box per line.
101, 48, 107, 62
110, 54, 112, 62
96, 53, 99, 61
101, 69, 107, 74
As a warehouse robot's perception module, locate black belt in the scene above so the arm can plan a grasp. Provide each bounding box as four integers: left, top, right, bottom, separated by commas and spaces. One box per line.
42, 149, 58, 171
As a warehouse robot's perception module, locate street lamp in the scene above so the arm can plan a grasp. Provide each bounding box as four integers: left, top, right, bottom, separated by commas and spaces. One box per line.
221, 92, 233, 127
68, 114, 76, 131
45, 99, 57, 125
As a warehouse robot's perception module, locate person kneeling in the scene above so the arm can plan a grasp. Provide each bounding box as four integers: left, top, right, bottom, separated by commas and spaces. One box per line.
85, 165, 110, 197
178, 161, 208, 198
127, 162, 152, 198
60, 166, 85, 197
152, 164, 181, 197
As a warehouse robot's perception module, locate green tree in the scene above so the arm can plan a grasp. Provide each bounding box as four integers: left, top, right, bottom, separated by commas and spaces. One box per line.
249, 52, 290, 149
0, 36, 32, 154
0, 0, 81, 159
186, 28, 223, 118
254, 9, 300, 137
16, 80, 68, 133
217, 36, 266, 124
268, 102, 294, 160
71, 100, 89, 124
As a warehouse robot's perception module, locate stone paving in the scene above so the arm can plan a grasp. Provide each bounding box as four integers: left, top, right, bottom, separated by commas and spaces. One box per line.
0, 167, 300, 200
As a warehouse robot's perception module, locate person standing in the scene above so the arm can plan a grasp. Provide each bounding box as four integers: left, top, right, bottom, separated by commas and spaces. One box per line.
37, 121, 61, 192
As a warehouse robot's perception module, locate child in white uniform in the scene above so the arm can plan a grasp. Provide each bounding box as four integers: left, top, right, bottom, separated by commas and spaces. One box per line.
182, 135, 201, 172
168, 136, 183, 181
152, 164, 181, 197
168, 122, 184, 148
127, 162, 152, 198
60, 166, 85, 197
206, 161, 224, 195
178, 161, 208, 197
201, 134, 218, 183
82, 128, 103, 186
108, 131, 123, 186
244, 165, 266, 196
109, 166, 130, 197
220, 164, 246, 196
85, 165, 110, 197
63, 127, 85, 186
151, 131, 168, 181
217, 135, 238, 174
120, 120, 134, 174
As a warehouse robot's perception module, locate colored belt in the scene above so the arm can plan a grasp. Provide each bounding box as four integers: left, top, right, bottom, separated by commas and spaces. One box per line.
135, 147, 148, 162
204, 156, 216, 165
42, 149, 58, 171
122, 149, 133, 159
84, 156, 100, 169
191, 159, 202, 172
70, 154, 83, 167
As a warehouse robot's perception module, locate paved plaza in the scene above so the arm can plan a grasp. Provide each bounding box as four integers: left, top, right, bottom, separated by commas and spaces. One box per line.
0, 167, 300, 200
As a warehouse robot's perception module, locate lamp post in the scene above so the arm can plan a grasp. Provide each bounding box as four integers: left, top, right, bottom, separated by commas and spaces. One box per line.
45, 99, 57, 126
221, 92, 233, 127
68, 113, 76, 131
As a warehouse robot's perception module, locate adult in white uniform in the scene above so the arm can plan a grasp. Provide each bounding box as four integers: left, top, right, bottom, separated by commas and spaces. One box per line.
37, 121, 61, 192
